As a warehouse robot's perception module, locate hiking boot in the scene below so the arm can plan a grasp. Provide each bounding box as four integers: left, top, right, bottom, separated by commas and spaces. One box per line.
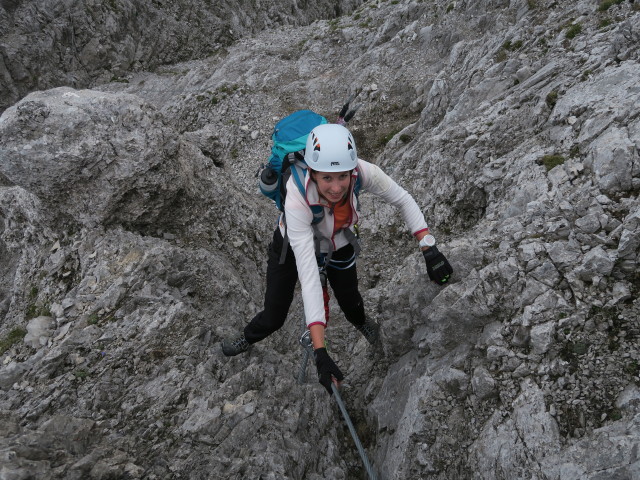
222, 333, 250, 356
354, 319, 380, 345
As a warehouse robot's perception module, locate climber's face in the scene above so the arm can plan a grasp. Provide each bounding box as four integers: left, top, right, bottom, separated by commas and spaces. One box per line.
311, 170, 351, 204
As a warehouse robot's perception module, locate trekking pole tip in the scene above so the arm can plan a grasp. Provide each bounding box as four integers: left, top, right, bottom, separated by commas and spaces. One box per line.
343, 104, 362, 123
339, 89, 361, 119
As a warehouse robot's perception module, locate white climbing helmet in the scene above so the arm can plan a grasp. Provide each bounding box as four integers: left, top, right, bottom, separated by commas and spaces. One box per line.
304, 123, 358, 172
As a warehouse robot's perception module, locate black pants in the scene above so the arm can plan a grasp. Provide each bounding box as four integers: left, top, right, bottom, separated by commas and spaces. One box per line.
244, 228, 366, 344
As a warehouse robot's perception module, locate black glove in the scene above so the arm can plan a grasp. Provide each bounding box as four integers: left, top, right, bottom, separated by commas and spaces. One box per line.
313, 347, 344, 395
422, 246, 453, 285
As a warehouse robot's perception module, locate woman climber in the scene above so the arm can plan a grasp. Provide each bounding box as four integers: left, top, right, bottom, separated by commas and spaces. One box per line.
222, 123, 453, 395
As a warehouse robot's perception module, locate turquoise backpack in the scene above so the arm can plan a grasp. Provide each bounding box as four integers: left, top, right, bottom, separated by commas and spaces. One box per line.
259, 109, 361, 219
259, 109, 327, 212
259, 104, 363, 263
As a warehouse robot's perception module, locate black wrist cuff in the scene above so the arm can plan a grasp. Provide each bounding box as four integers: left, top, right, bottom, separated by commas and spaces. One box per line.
313, 347, 328, 362
422, 245, 440, 260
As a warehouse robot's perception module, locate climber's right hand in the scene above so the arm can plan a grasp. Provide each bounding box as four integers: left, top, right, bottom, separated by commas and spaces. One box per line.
313, 347, 343, 395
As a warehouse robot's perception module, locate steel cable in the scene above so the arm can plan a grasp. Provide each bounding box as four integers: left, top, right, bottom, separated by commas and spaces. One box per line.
331, 383, 379, 480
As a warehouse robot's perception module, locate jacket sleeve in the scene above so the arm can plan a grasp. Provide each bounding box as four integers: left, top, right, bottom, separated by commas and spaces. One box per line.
284, 176, 327, 328
358, 159, 429, 235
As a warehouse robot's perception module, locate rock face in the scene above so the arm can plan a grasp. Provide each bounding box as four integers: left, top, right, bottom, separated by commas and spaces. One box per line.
1, 0, 639, 479
0, 0, 363, 112
1, 88, 198, 229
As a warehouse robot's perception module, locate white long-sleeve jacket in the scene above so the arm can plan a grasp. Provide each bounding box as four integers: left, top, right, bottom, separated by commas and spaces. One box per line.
280, 158, 429, 328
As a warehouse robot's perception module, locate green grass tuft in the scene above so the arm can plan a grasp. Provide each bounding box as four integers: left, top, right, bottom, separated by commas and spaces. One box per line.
598, 0, 624, 12
539, 154, 565, 171
566, 23, 583, 39
546, 90, 559, 108
0, 328, 27, 354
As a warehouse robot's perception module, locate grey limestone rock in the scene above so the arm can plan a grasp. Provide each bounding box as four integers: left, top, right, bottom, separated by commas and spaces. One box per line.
1, 0, 639, 479
0, 88, 195, 229
0, 0, 364, 112
23, 316, 54, 349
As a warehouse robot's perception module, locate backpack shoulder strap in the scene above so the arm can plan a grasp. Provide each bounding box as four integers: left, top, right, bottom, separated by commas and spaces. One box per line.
353, 169, 362, 212
290, 163, 306, 198
290, 162, 324, 224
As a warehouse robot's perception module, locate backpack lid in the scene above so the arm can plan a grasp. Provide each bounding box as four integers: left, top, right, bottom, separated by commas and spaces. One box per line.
270, 110, 328, 167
